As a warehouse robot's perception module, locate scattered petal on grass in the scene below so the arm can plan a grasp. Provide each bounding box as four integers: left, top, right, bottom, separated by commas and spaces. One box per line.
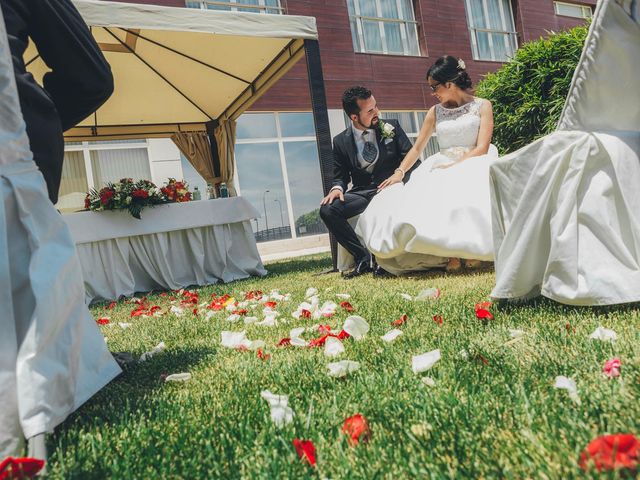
221, 331, 263, 350
475, 308, 494, 321
106, 301, 117, 310
293, 439, 317, 467
412, 350, 441, 374
205, 311, 216, 321
475, 301, 492, 310
256, 316, 278, 327
399, 293, 413, 301
579, 434, 640, 472
381, 329, 403, 343
340, 301, 355, 312
554, 376, 581, 404
169, 305, 184, 316
327, 360, 360, 378
603, 359, 621, 378
509, 329, 525, 338
118, 322, 131, 329
164, 373, 192, 382
226, 314, 241, 323
433, 315, 443, 326
139, 342, 166, 362
392, 314, 408, 327
260, 390, 294, 427
421, 376, 436, 387
336, 293, 351, 299
244, 316, 258, 325
342, 414, 371, 446
415, 288, 440, 300
324, 336, 345, 357
590, 327, 617, 342
459, 349, 469, 360
0, 457, 45, 479
305, 287, 318, 299
343, 316, 370, 340
96, 317, 110, 325
290, 327, 308, 347
257, 348, 271, 361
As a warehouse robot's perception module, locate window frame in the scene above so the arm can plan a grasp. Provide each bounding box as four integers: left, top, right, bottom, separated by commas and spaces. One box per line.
553, 1, 593, 19
186, 0, 284, 14
348, 0, 421, 57
464, 0, 518, 62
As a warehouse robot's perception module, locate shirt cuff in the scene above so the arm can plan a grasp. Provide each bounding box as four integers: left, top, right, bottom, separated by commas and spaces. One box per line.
330, 185, 344, 192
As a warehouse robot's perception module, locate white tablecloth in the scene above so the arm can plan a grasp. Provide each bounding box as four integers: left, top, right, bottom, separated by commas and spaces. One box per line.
64, 197, 267, 304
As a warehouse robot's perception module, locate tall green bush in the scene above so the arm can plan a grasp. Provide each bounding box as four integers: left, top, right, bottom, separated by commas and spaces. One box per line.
475, 25, 589, 154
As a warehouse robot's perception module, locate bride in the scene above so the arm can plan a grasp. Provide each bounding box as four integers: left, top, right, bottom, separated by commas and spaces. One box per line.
355, 55, 498, 274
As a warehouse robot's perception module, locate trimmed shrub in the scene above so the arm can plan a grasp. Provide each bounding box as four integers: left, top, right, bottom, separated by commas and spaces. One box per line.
475, 24, 589, 154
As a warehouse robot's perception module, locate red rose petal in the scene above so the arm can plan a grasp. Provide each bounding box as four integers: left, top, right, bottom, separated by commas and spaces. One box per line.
475, 308, 494, 321
300, 309, 312, 319
433, 315, 443, 326
105, 301, 117, 310
392, 314, 408, 327
277, 338, 291, 347
342, 414, 371, 446
340, 301, 355, 312
293, 439, 317, 467
263, 301, 277, 309
257, 348, 270, 361
0, 457, 45, 479
337, 330, 351, 340
579, 434, 640, 472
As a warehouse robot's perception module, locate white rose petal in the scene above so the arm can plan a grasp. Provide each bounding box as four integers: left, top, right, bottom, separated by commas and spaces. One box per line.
205, 311, 216, 321
589, 326, 617, 342
256, 316, 278, 327
412, 349, 441, 374
554, 375, 581, 404
247, 340, 266, 351
414, 288, 441, 300
336, 293, 351, 299
244, 316, 259, 325
305, 287, 318, 299
509, 329, 525, 339
459, 349, 469, 360
139, 341, 166, 362
399, 293, 413, 301
421, 376, 436, 387
381, 329, 403, 343
260, 390, 294, 427
118, 322, 132, 330
290, 327, 306, 338
324, 337, 345, 357
226, 314, 241, 323
170, 305, 184, 316
343, 315, 370, 340
327, 360, 360, 378
221, 330, 251, 349
165, 373, 192, 382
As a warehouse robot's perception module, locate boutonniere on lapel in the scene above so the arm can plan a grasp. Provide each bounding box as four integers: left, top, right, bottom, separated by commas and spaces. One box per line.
378, 120, 395, 144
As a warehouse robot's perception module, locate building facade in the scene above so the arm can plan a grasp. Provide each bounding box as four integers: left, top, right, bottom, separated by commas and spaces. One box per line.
59, 0, 595, 254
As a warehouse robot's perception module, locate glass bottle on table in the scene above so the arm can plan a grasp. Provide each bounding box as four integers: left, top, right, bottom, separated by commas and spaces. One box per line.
192, 186, 201, 201
219, 182, 228, 198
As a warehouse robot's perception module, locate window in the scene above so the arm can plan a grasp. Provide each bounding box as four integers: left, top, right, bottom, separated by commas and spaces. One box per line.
554, 2, 593, 19
464, 0, 518, 61
234, 112, 327, 243
185, 0, 283, 14
56, 141, 150, 213
347, 0, 420, 56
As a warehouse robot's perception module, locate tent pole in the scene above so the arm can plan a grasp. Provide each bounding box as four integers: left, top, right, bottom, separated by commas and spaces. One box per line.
206, 120, 221, 178
304, 39, 338, 273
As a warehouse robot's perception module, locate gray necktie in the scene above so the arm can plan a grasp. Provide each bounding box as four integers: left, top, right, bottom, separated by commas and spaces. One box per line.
362, 131, 377, 164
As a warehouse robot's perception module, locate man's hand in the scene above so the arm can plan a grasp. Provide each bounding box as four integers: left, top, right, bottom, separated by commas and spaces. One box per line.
320, 188, 344, 205
377, 171, 404, 191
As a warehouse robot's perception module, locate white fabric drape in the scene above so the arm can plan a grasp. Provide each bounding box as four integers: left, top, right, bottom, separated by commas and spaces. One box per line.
490, 0, 640, 306
0, 12, 120, 458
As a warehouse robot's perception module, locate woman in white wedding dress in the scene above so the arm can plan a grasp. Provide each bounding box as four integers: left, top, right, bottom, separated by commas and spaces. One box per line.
356, 56, 498, 275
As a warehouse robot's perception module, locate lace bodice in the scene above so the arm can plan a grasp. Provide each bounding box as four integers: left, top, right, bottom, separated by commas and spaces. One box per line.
435, 98, 483, 151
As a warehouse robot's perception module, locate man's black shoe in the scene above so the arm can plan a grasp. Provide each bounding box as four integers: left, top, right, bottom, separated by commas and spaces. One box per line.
343, 259, 373, 279
373, 265, 393, 278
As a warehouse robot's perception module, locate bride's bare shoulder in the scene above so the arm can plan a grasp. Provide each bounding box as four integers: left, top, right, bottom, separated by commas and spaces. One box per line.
474, 97, 493, 107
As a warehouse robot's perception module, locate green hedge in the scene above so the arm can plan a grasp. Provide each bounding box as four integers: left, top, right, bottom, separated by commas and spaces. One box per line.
475, 25, 589, 154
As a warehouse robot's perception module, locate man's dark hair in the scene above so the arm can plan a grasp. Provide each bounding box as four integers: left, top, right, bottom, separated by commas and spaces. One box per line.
342, 86, 372, 117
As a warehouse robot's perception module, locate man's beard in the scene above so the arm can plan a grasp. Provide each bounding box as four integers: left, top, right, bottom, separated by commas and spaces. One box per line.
359, 115, 379, 129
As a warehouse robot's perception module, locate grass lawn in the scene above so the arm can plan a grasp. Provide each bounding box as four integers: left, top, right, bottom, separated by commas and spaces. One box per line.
46, 254, 639, 479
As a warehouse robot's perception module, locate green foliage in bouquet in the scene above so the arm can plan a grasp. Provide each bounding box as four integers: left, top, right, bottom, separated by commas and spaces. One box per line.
475, 24, 589, 154
85, 178, 190, 219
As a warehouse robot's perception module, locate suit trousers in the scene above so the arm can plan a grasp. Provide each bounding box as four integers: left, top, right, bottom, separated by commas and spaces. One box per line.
320, 186, 377, 264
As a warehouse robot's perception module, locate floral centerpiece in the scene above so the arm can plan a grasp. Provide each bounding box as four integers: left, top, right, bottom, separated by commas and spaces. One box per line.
85, 178, 191, 219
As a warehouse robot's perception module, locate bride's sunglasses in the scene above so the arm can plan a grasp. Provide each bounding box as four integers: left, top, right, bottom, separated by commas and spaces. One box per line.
429, 82, 442, 92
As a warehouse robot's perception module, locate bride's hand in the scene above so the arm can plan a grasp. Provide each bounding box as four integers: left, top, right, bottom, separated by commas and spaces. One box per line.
377, 170, 404, 191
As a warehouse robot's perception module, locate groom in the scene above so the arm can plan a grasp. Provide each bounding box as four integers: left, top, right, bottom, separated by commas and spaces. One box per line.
320, 86, 418, 278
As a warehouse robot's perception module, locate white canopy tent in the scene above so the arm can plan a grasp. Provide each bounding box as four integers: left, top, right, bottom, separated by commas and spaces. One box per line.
24, 0, 339, 231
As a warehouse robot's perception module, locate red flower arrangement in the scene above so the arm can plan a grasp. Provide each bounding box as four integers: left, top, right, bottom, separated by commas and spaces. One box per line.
85, 177, 192, 219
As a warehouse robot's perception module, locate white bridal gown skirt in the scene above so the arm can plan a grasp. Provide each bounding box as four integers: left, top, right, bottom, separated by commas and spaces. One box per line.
356, 146, 498, 274
490, 130, 640, 305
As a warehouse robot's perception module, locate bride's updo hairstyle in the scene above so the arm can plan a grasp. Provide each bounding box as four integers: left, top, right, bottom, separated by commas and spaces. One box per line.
426, 55, 472, 90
